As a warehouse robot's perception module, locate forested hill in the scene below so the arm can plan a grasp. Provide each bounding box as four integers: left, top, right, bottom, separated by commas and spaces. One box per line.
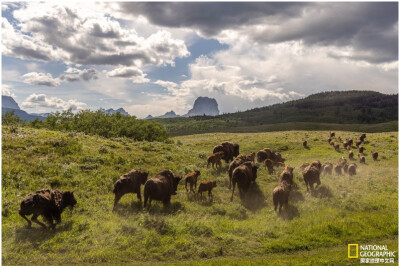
154, 91, 398, 135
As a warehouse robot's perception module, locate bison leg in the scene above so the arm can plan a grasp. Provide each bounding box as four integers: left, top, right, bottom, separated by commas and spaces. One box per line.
113, 193, 123, 211
137, 192, 142, 203
230, 181, 236, 202
43, 213, 56, 230
19, 211, 32, 228
31, 213, 47, 229
191, 183, 196, 194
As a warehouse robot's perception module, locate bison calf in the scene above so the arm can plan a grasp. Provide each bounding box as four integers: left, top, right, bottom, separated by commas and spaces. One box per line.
197, 180, 217, 201
264, 159, 285, 175
19, 189, 77, 229
184, 170, 201, 193
113, 169, 149, 210
207, 151, 224, 168
372, 151, 378, 161
273, 180, 292, 213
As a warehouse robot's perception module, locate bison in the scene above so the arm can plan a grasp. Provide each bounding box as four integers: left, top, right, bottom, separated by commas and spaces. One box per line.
334, 164, 342, 175
273, 180, 292, 213
299, 162, 310, 171
207, 151, 224, 168
213, 142, 240, 163
302, 165, 321, 191
264, 159, 285, 175
358, 146, 366, 154
143, 170, 182, 208
372, 151, 378, 161
356, 139, 362, 147
197, 180, 217, 201
303, 140, 307, 148
228, 157, 248, 189
113, 169, 149, 210
230, 162, 258, 201
330, 131, 335, 138
360, 133, 366, 142
322, 162, 333, 175
236, 152, 255, 163
358, 153, 366, 164
19, 189, 77, 229
256, 148, 273, 163
349, 150, 354, 159
348, 164, 357, 176
184, 170, 201, 194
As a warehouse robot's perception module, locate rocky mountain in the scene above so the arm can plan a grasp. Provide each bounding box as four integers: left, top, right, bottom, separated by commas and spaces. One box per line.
145, 110, 179, 119
2, 95, 20, 110
184, 97, 219, 117
104, 108, 130, 116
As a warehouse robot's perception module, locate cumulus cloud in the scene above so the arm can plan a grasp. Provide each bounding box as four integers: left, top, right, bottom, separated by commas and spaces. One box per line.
2, 84, 16, 98
107, 66, 149, 83
22, 72, 61, 87
3, 2, 189, 67
59, 67, 99, 82
114, 2, 397, 64
21, 93, 86, 110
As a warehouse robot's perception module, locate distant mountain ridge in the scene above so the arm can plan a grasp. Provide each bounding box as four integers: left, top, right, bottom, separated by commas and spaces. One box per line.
154, 90, 398, 135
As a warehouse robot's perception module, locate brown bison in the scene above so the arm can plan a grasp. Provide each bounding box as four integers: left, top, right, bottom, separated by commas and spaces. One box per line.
228, 157, 248, 189
143, 170, 182, 208
273, 180, 292, 213
299, 162, 310, 171
19, 189, 77, 229
333, 143, 340, 151
197, 180, 217, 201
348, 164, 357, 176
264, 159, 285, 175
184, 170, 201, 193
207, 151, 224, 168
236, 152, 255, 163
356, 139, 362, 147
334, 164, 342, 175
303, 140, 307, 147
343, 141, 349, 149
113, 169, 149, 210
349, 150, 354, 159
256, 148, 273, 163
213, 142, 240, 163
360, 133, 366, 142
302, 165, 321, 191
358, 146, 366, 154
342, 162, 349, 174
321, 162, 333, 175
330, 131, 335, 137
358, 153, 366, 164
273, 152, 285, 163
371, 151, 378, 161
230, 162, 258, 201
280, 166, 294, 183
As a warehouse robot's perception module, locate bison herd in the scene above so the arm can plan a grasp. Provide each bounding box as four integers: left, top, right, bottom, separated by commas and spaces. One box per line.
19, 132, 380, 229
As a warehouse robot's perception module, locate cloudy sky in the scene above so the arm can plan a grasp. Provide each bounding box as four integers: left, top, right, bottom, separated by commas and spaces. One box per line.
2, 2, 398, 118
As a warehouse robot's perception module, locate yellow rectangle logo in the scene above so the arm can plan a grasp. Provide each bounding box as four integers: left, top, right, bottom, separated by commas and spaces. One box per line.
348, 244, 359, 258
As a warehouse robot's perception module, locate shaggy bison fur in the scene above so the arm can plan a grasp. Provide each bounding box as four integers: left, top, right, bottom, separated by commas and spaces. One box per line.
358, 153, 366, 164
197, 180, 217, 201
19, 189, 77, 229
143, 170, 182, 208
213, 142, 240, 163
184, 170, 201, 193
230, 162, 258, 201
256, 148, 273, 163
113, 169, 149, 210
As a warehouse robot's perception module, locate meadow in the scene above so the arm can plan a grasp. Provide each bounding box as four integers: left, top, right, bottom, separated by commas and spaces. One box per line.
2, 126, 398, 265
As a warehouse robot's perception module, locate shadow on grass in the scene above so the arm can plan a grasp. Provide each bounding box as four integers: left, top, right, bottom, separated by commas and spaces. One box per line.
303, 145, 311, 150
146, 201, 185, 215
311, 185, 333, 198
114, 200, 143, 216
241, 182, 267, 212
289, 190, 305, 203
278, 204, 300, 220
210, 166, 227, 176
15, 220, 74, 244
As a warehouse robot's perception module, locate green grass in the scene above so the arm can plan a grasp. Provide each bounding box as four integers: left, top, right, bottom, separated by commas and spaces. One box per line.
2, 126, 398, 265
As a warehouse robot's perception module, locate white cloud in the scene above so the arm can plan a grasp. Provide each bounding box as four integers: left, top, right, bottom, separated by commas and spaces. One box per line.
3, 3, 189, 69
107, 66, 150, 83
2, 84, 16, 98
22, 72, 61, 87
21, 93, 86, 110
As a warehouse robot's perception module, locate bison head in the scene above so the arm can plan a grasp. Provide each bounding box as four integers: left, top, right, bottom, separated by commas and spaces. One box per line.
63, 191, 77, 208
171, 174, 182, 195
233, 143, 240, 157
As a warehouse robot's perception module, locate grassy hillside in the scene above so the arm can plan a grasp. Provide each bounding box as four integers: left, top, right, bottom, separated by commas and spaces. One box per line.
2, 126, 398, 265
154, 91, 398, 135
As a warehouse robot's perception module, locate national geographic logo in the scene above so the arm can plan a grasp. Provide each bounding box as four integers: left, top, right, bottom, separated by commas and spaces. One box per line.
348, 244, 358, 258
348, 244, 396, 264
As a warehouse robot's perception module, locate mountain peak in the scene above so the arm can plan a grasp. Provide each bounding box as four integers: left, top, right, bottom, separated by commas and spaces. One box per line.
184, 96, 219, 117
2, 95, 20, 110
